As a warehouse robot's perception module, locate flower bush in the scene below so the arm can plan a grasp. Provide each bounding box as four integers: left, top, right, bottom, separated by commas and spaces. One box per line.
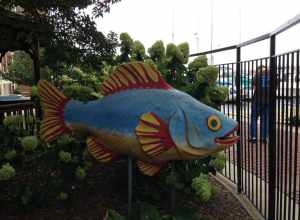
21, 136, 38, 151
191, 174, 216, 202
0, 163, 16, 181
0, 115, 94, 210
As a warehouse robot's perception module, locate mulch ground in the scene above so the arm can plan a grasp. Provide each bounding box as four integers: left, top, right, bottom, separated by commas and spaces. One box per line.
197, 177, 253, 220
0, 161, 253, 220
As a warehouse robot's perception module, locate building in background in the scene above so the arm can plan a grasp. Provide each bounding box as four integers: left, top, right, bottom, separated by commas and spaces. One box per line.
0, 52, 15, 95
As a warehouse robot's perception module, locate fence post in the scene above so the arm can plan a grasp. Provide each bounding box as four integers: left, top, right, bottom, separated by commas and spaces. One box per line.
236, 46, 242, 193
268, 34, 277, 220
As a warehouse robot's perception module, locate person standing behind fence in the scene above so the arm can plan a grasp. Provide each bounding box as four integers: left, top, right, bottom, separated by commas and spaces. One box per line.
249, 65, 270, 143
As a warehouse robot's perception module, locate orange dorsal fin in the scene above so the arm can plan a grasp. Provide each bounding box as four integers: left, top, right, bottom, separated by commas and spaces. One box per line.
100, 62, 172, 96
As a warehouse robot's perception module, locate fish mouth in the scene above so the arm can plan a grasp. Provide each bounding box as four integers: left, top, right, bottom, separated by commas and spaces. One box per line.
215, 124, 239, 146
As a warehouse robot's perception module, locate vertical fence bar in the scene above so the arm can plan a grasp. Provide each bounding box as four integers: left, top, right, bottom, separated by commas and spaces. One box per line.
296, 51, 300, 220
250, 60, 255, 204
254, 60, 260, 210
268, 34, 277, 220
236, 47, 242, 193
227, 64, 232, 179
288, 52, 295, 220
284, 53, 290, 220
279, 54, 286, 220
243, 61, 247, 195
275, 55, 282, 220
259, 59, 263, 212
265, 58, 270, 217
232, 62, 237, 184
293, 51, 299, 220
243, 61, 252, 199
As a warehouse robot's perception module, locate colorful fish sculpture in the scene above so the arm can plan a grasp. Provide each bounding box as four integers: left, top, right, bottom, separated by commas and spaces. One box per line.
37, 62, 239, 176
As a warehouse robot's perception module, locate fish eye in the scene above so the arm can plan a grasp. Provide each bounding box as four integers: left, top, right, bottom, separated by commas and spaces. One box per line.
207, 115, 222, 132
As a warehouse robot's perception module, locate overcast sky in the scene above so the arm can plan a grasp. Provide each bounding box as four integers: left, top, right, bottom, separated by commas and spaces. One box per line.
95, 0, 300, 64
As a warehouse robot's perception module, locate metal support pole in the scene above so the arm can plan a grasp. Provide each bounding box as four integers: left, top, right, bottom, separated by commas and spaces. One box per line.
33, 37, 40, 85
170, 161, 176, 213
32, 36, 42, 120
236, 47, 242, 193
128, 157, 133, 219
268, 34, 277, 220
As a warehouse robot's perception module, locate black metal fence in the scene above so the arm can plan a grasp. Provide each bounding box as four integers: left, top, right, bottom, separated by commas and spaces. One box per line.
190, 14, 300, 220
0, 100, 37, 133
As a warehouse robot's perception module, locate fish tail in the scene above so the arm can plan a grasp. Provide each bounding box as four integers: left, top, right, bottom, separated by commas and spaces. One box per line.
37, 80, 70, 142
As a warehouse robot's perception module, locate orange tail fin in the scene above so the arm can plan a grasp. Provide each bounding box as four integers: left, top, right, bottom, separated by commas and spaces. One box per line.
37, 80, 69, 142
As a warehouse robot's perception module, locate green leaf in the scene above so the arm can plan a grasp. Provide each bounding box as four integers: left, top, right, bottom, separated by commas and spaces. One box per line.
0, 163, 16, 181
21, 136, 38, 151
105, 209, 126, 220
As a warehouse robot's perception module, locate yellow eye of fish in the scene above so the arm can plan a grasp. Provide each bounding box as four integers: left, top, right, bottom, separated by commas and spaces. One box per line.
207, 115, 221, 131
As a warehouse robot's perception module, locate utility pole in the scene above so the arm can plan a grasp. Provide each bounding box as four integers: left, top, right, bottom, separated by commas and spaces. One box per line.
210, 0, 214, 65
239, 7, 242, 43
172, 4, 175, 42
194, 32, 199, 52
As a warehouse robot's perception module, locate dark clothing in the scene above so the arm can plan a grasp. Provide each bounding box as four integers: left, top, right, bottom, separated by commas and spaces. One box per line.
250, 72, 270, 139
251, 103, 269, 139
252, 73, 270, 105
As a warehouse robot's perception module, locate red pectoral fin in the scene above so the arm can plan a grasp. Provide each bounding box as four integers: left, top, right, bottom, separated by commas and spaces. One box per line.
86, 137, 117, 163
135, 112, 175, 158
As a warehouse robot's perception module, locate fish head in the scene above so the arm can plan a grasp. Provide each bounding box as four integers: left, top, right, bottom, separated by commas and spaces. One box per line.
169, 98, 239, 157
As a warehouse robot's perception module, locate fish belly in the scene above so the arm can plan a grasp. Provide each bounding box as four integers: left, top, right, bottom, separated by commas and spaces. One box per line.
87, 126, 180, 164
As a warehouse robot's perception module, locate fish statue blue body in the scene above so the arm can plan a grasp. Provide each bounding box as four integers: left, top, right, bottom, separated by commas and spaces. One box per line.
37, 62, 239, 176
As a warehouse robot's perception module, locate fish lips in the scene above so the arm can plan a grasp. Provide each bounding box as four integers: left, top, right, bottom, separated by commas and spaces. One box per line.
215, 124, 240, 146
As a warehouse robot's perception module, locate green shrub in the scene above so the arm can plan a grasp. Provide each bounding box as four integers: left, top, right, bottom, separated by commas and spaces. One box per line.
21, 136, 38, 151
63, 84, 99, 101
57, 192, 69, 201
191, 174, 216, 202
75, 166, 86, 180
188, 56, 208, 73
21, 186, 33, 205
105, 209, 126, 220
196, 66, 218, 85
130, 203, 205, 220
31, 86, 38, 99
3, 115, 24, 131
138, 202, 161, 220
4, 150, 17, 160
0, 122, 92, 209
58, 150, 72, 163
57, 135, 73, 146
209, 152, 226, 171
0, 163, 16, 181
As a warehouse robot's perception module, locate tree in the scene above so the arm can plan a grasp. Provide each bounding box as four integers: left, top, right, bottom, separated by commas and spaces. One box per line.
178, 42, 189, 64
187, 55, 208, 81
132, 40, 145, 61
165, 43, 189, 83
148, 40, 165, 63
186, 56, 228, 109
3, 51, 51, 86
117, 32, 134, 63
0, 0, 120, 69
188, 55, 208, 73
